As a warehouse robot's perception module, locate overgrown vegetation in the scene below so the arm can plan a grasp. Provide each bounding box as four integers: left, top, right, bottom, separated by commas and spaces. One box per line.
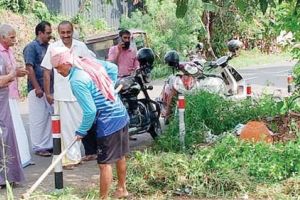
124, 92, 300, 198
127, 134, 300, 198
155, 91, 283, 152
121, 0, 202, 60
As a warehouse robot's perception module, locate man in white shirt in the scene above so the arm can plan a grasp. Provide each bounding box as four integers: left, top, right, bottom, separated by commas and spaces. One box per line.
42, 21, 93, 169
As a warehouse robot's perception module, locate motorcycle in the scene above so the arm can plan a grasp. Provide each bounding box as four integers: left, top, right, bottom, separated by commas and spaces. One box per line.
158, 40, 246, 123
115, 48, 162, 139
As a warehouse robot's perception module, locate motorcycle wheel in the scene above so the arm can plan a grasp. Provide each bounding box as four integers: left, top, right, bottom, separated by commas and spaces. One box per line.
148, 119, 162, 139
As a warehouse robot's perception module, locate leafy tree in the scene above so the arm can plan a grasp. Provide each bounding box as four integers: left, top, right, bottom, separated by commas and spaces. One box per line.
121, 0, 203, 61
172, 0, 300, 18
0, 0, 30, 12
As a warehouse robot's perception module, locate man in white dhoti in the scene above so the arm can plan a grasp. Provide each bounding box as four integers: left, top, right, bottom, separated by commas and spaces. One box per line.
23, 21, 53, 157
0, 24, 32, 167
42, 21, 94, 169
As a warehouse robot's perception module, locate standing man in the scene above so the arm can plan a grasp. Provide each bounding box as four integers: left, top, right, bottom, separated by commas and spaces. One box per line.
42, 21, 94, 169
107, 29, 139, 77
23, 21, 53, 157
50, 47, 130, 199
0, 56, 25, 187
0, 24, 31, 167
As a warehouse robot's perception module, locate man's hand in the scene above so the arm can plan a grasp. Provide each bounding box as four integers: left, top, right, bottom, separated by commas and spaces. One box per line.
46, 94, 54, 105
35, 88, 44, 98
117, 42, 124, 52
75, 135, 83, 141
16, 68, 29, 77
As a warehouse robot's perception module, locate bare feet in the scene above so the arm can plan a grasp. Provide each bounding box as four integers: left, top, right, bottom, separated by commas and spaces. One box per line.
113, 188, 129, 199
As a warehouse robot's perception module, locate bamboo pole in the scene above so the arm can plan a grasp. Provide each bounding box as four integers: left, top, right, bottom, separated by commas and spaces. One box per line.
21, 138, 78, 199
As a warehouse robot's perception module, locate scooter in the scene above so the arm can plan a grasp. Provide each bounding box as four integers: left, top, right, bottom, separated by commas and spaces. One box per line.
158, 40, 246, 123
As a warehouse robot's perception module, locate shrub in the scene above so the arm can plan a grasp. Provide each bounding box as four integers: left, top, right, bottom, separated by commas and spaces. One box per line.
127, 135, 300, 198
155, 91, 282, 152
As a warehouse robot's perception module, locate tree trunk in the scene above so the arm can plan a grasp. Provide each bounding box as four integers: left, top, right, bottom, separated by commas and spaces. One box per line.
202, 11, 217, 59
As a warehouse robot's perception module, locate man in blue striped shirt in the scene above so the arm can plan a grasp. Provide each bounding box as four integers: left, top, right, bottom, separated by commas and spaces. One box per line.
50, 47, 130, 199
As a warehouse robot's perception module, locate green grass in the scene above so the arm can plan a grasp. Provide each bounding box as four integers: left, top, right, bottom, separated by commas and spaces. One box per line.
151, 63, 173, 80
229, 48, 293, 68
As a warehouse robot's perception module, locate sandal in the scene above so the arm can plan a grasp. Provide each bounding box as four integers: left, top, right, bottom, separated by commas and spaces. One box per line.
81, 154, 97, 162
63, 164, 76, 170
35, 151, 52, 157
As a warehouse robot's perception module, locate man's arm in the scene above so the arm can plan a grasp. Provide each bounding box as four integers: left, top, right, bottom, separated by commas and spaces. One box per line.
0, 71, 15, 87
26, 65, 43, 98
23, 45, 43, 97
71, 80, 97, 137
41, 44, 54, 104
43, 69, 53, 104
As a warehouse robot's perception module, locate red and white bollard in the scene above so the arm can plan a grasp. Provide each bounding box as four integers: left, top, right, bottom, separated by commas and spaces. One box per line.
51, 115, 63, 190
178, 94, 186, 150
246, 84, 252, 99
287, 74, 293, 94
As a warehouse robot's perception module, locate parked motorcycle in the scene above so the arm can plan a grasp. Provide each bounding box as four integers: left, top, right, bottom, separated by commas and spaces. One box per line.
115, 48, 162, 139
158, 40, 246, 123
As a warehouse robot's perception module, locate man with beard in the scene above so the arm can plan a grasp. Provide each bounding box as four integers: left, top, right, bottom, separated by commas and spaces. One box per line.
23, 21, 53, 158
107, 29, 139, 77
42, 21, 94, 169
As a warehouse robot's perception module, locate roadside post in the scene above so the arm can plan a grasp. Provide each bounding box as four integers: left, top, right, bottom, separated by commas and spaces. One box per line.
246, 84, 252, 99
51, 115, 63, 190
178, 93, 186, 151
287, 74, 293, 94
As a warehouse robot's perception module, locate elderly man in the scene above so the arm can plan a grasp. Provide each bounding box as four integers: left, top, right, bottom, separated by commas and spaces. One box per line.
0, 24, 31, 167
107, 29, 139, 77
50, 47, 129, 199
42, 21, 95, 169
23, 21, 53, 157
0, 55, 25, 187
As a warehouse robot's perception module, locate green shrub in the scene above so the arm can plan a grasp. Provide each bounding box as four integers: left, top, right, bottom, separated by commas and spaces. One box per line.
128, 135, 300, 198
155, 91, 282, 152
121, 0, 202, 63
293, 62, 300, 87
0, 0, 30, 13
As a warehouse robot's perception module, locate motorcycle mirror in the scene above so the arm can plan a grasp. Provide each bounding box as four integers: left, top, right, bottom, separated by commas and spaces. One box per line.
215, 56, 229, 66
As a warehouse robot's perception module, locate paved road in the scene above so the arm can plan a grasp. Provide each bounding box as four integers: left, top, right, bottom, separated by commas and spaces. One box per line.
1, 61, 297, 198
239, 64, 293, 88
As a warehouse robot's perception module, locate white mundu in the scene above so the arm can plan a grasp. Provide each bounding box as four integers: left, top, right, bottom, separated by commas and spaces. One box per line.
28, 89, 53, 153
9, 99, 32, 167
41, 39, 93, 166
